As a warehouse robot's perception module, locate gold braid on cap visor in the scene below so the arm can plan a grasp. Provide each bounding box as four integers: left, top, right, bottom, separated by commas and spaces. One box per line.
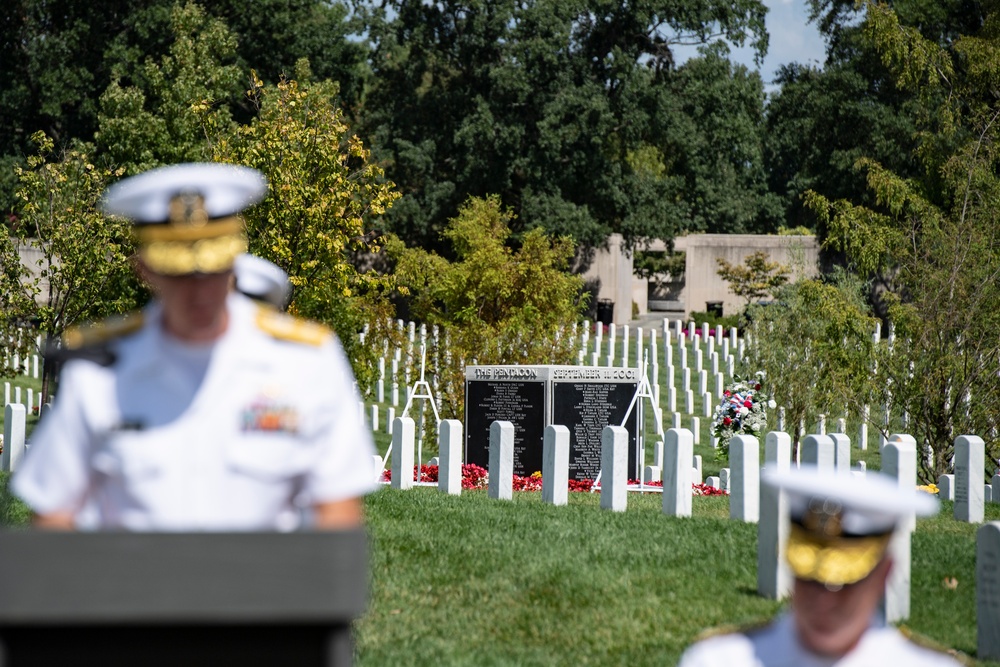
785, 523, 892, 586
138, 232, 247, 275
134, 216, 246, 275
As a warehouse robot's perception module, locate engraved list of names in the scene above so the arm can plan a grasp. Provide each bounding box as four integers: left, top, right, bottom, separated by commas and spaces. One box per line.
551, 368, 639, 481
465, 368, 546, 477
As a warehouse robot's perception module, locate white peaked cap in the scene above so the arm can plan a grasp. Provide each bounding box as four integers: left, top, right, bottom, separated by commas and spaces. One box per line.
234, 254, 292, 309
101, 163, 267, 222
763, 465, 939, 536
763, 465, 939, 585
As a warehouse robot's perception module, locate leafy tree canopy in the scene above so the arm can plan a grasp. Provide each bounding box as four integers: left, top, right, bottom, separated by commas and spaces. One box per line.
659, 50, 783, 235
0, 133, 146, 401
742, 272, 878, 455
716, 250, 790, 310
95, 2, 242, 175
214, 62, 400, 383
358, 0, 771, 255
807, 0, 1000, 480
6, 5, 400, 391
0, 0, 366, 215
387, 195, 587, 416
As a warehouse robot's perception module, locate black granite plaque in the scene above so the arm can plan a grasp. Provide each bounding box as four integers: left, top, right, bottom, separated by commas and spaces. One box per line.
465, 373, 546, 477
551, 371, 639, 481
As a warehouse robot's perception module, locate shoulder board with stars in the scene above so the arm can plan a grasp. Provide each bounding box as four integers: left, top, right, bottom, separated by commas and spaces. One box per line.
52, 312, 144, 367
255, 306, 331, 347
62, 312, 145, 351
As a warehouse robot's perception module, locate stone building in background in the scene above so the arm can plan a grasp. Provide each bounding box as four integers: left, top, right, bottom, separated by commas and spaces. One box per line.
583, 234, 820, 325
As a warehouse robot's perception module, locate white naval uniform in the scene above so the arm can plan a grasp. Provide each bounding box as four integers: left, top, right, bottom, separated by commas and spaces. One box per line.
677, 613, 962, 667
13, 293, 377, 531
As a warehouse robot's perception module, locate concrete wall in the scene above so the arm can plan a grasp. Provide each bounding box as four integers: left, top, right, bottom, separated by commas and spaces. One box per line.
580, 234, 633, 325
585, 234, 821, 322
16, 242, 52, 305
674, 234, 820, 318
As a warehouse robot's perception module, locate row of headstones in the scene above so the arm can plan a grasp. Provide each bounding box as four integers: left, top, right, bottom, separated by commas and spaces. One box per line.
4, 383, 44, 416
360, 395, 878, 473
379, 416, 833, 520
370, 318, 739, 374
3, 330, 41, 378
4, 353, 39, 379
364, 318, 744, 410
362, 323, 885, 452
573, 320, 741, 374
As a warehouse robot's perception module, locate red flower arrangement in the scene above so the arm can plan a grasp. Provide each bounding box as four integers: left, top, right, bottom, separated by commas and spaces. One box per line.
379, 465, 728, 495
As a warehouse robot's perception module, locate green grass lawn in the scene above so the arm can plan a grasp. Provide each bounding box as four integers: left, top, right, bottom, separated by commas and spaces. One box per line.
2, 470, 996, 665
358, 487, 1000, 666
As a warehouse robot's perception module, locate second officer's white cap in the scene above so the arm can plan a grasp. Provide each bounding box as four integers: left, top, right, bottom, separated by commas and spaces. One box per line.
234, 254, 291, 309
763, 465, 939, 586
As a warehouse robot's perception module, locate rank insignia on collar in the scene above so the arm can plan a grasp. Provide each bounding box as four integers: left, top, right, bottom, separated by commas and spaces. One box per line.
241, 397, 299, 434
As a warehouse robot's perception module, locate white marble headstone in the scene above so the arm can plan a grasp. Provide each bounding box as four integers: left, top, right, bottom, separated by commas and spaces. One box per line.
881, 435, 917, 623
729, 435, 759, 523
719, 468, 730, 492
1, 403, 26, 472
488, 420, 514, 500
801, 434, 835, 471
758, 431, 792, 599
542, 424, 569, 506
955, 435, 985, 523
600, 425, 628, 512
938, 474, 955, 501
390, 416, 415, 490
663, 428, 693, 517
829, 433, 851, 473
979, 522, 1000, 659
438, 419, 463, 496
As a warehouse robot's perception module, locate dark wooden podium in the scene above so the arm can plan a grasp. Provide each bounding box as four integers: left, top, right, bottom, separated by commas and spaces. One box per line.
0, 530, 369, 667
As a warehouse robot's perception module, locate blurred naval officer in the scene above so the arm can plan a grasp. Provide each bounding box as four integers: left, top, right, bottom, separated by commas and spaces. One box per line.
678, 466, 962, 666
234, 253, 291, 310
13, 162, 377, 531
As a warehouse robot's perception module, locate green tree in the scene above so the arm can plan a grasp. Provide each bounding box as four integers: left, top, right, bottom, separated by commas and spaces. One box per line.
807, 0, 1000, 480
8, 6, 397, 392
764, 61, 920, 237
214, 62, 400, 386
716, 250, 790, 311
210, 0, 368, 110
764, 0, 988, 240
95, 1, 242, 175
658, 50, 784, 234
358, 0, 770, 254
742, 273, 878, 457
0, 0, 368, 215
0, 133, 145, 402
388, 196, 587, 418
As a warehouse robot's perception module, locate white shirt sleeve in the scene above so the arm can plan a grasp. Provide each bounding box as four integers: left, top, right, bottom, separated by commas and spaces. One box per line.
12, 362, 98, 516
298, 336, 378, 505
